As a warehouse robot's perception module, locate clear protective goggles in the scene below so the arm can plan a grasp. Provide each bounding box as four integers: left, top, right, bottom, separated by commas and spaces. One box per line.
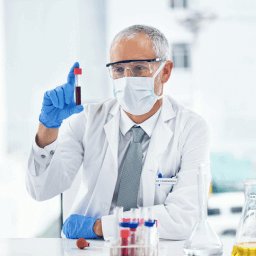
106, 58, 163, 79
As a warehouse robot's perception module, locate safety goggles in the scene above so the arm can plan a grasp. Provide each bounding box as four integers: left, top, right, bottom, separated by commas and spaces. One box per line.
106, 58, 163, 79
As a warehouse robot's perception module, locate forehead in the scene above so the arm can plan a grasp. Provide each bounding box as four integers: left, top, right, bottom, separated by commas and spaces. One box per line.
110, 33, 156, 63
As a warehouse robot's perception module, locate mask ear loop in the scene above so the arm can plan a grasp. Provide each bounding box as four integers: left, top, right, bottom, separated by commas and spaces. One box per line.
152, 61, 166, 99
153, 61, 166, 79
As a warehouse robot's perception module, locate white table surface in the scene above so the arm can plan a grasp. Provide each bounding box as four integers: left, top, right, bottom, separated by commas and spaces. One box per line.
0, 237, 235, 256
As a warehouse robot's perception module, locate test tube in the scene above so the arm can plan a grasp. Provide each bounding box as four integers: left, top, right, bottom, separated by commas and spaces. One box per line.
139, 207, 148, 226
110, 206, 123, 256
116, 207, 123, 244
129, 208, 139, 256
138, 207, 149, 255
129, 222, 139, 256
120, 230, 130, 256
155, 220, 159, 256
144, 220, 155, 256
74, 68, 82, 105
131, 208, 139, 223
148, 207, 155, 223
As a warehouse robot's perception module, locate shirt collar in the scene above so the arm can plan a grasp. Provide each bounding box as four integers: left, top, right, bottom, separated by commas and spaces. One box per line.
119, 106, 162, 138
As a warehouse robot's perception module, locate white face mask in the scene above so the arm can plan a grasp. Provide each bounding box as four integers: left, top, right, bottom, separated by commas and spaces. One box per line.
113, 61, 166, 116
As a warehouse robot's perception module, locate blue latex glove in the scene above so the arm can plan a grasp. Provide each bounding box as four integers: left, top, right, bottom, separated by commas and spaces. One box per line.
63, 214, 100, 239
39, 62, 84, 128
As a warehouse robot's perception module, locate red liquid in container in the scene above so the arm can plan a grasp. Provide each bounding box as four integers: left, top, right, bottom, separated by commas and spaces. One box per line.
121, 237, 128, 256
76, 86, 81, 105
130, 232, 136, 256
120, 229, 130, 256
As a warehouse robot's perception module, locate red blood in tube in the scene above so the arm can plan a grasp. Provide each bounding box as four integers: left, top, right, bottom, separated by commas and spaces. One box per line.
76, 86, 81, 105
130, 231, 136, 256
121, 230, 130, 256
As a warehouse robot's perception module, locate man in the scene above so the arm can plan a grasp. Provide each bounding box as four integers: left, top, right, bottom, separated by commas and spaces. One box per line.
26, 25, 211, 240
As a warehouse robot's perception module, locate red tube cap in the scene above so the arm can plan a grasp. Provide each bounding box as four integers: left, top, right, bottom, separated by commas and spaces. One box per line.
74, 68, 82, 75
120, 230, 130, 238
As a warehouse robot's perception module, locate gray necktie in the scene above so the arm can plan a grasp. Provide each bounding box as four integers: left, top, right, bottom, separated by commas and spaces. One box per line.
117, 126, 146, 211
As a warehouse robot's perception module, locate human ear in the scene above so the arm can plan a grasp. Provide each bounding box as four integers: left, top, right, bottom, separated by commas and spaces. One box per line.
161, 61, 173, 84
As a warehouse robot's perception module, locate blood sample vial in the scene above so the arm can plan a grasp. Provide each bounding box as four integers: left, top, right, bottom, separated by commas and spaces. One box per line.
120, 229, 130, 256
74, 68, 82, 105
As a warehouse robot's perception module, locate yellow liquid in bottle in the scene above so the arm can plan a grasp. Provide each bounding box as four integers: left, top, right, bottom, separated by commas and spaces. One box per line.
232, 243, 256, 255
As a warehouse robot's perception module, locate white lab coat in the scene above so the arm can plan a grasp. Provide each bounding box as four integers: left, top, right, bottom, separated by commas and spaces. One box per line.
25, 95, 211, 240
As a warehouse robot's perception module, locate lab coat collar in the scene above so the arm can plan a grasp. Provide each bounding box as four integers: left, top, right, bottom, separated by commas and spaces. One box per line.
109, 100, 120, 116
119, 108, 135, 136
161, 95, 176, 122
119, 107, 162, 138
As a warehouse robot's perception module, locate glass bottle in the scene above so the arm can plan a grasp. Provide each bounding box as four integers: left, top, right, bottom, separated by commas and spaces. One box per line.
183, 163, 223, 256
232, 179, 256, 255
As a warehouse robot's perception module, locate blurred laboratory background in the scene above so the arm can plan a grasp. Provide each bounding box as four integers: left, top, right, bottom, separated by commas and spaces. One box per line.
0, 0, 256, 239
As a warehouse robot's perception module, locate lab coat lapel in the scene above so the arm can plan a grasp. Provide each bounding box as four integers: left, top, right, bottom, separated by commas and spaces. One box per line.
104, 103, 120, 165
89, 102, 120, 215
142, 96, 175, 207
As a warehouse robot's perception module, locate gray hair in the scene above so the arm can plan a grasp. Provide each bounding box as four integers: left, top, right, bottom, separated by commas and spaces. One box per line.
110, 25, 170, 61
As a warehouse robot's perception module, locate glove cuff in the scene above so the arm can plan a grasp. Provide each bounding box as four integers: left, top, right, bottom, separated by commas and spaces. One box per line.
63, 215, 101, 239
91, 218, 100, 239
39, 114, 62, 129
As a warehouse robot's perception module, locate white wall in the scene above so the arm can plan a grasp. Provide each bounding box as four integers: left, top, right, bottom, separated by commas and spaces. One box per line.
0, 0, 7, 159
196, 0, 256, 158
1, 0, 108, 238
107, 0, 256, 160
4, 0, 110, 157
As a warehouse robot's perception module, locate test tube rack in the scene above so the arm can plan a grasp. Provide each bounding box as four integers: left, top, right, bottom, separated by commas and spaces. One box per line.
109, 234, 159, 256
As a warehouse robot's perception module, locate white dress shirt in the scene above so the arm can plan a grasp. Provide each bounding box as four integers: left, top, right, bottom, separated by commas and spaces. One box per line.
110, 107, 162, 214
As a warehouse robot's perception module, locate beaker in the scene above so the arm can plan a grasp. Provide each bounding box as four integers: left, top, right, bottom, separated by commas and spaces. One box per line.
231, 179, 256, 255
183, 163, 223, 256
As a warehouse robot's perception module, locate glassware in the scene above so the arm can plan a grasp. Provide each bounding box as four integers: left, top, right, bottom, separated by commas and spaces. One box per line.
131, 208, 139, 223
231, 179, 256, 256
110, 206, 123, 256
74, 68, 82, 105
183, 163, 223, 256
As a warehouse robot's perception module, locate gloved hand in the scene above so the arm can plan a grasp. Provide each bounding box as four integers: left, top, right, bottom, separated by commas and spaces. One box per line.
63, 214, 100, 239
39, 62, 84, 128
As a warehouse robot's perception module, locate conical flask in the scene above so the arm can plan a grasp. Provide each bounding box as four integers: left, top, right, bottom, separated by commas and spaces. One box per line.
183, 163, 223, 256
231, 179, 256, 255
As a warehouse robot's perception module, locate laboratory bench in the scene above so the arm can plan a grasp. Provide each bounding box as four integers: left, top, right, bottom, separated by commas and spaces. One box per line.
0, 236, 235, 255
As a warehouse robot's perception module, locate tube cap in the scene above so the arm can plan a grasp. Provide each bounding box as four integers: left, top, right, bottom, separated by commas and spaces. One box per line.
120, 222, 130, 228
120, 230, 130, 238
144, 221, 155, 227
129, 222, 139, 229
74, 68, 82, 75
